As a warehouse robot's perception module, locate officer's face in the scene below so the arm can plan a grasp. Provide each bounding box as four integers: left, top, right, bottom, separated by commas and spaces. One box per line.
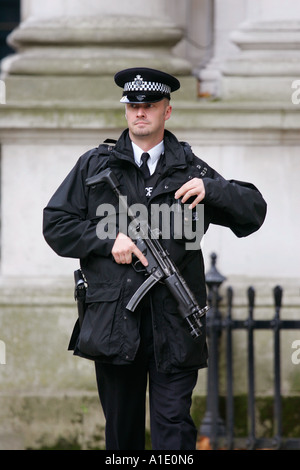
125, 99, 172, 143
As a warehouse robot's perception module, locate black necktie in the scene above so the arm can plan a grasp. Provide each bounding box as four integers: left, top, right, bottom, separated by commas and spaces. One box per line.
140, 152, 150, 179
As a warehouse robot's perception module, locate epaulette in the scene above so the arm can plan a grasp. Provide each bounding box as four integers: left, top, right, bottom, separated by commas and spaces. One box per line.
96, 139, 117, 156
103, 138, 117, 152
179, 140, 194, 162
103, 138, 117, 145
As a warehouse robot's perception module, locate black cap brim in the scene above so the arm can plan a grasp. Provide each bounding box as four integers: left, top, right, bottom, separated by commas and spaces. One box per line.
120, 92, 171, 104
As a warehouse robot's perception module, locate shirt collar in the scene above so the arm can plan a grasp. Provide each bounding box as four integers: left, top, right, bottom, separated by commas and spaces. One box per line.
131, 140, 164, 172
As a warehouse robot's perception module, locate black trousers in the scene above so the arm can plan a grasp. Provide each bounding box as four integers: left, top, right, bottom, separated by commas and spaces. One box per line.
94, 299, 198, 450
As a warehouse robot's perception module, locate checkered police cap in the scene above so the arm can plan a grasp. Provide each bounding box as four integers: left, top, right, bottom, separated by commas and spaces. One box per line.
114, 67, 180, 103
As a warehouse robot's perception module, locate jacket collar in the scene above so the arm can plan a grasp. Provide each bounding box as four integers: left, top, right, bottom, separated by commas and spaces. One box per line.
163, 129, 188, 172
111, 129, 188, 174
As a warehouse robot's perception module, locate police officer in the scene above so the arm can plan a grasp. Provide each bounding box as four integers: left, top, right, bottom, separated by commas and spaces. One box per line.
43, 67, 267, 450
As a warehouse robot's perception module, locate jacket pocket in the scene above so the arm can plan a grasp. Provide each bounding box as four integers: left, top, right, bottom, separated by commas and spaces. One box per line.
163, 295, 208, 369
77, 282, 122, 359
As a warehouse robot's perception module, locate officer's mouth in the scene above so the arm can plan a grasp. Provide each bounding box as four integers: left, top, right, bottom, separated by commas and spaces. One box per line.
134, 120, 149, 125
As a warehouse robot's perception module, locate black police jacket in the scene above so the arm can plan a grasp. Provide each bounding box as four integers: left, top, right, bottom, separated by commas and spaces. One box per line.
43, 129, 267, 373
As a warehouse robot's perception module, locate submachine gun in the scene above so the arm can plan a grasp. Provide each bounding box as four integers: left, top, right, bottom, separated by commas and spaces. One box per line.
86, 168, 208, 340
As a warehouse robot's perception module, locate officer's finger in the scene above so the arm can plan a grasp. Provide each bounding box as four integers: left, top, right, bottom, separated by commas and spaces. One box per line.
175, 178, 205, 206
175, 178, 200, 199
188, 193, 204, 209
174, 181, 191, 200
180, 187, 198, 204
132, 245, 148, 267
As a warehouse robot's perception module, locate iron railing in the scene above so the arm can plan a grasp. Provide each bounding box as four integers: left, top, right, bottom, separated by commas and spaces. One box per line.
199, 253, 300, 450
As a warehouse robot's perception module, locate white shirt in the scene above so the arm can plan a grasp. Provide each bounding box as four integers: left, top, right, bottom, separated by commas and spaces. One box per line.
131, 140, 164, 176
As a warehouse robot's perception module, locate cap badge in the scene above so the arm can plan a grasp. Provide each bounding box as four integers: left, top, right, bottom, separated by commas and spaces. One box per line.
134, 75, 143, 87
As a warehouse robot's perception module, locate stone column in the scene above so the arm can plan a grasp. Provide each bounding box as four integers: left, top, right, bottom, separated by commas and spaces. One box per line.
2, 15, 193, 106
221, 19, 300, 102
198, 0, 246, 98
199, 0, 300, 101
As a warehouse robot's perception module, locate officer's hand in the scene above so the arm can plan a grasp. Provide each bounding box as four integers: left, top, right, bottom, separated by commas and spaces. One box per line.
112, 232, 148, 266
174, 178, 205, 209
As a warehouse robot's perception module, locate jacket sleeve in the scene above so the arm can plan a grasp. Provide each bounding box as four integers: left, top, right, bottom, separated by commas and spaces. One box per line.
43, 149, 115, 259
202, 170, 267, 238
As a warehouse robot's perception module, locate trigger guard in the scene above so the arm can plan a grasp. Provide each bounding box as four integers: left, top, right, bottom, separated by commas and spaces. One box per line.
132, 256, 146, 273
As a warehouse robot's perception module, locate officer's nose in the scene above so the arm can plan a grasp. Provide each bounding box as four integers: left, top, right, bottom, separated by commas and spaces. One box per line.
136, 106, 146, 117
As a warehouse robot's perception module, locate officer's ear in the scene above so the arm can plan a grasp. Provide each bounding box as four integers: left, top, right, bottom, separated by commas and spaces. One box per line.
164, 103, 172, 122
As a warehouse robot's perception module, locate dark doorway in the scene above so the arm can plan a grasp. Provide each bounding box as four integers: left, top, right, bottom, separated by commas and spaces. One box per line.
0, 0, 20, 63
